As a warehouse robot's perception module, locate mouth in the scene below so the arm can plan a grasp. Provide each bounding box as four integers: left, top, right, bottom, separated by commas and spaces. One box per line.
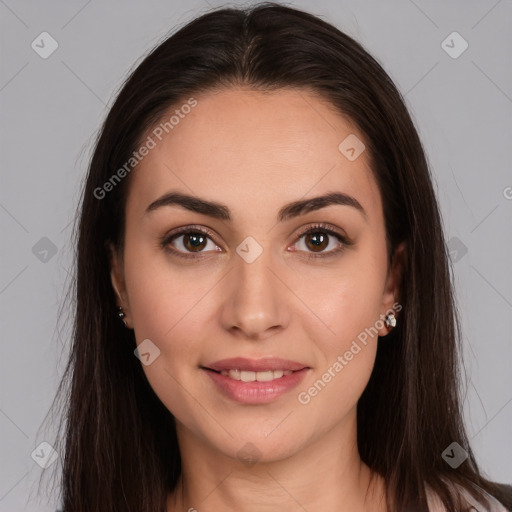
203, 356, 307, 371
204, 368, 296, 382
201, 357, 310, 404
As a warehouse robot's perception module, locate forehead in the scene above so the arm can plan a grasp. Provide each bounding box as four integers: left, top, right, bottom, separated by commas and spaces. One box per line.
126, 87, 382, 224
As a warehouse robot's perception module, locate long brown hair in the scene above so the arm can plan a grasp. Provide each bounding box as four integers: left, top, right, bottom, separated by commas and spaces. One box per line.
43, 3, 511, 511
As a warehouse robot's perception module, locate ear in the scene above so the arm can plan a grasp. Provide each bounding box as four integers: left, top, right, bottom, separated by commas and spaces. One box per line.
378, 241, 406, 336
107, 241, 130, 311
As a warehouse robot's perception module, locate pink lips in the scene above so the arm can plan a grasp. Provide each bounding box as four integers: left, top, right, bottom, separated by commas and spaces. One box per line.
202, 357, 310, 404
204, 357, 307, 372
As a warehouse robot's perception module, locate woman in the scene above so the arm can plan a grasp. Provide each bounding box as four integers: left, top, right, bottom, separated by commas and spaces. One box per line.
47, 3, 511, 511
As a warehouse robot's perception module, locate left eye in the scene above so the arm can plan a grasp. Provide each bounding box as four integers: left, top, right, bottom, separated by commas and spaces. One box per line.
290, 227, 347, 257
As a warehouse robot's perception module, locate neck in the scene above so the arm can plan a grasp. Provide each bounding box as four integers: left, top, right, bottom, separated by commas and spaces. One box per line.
167, 410, 387, 512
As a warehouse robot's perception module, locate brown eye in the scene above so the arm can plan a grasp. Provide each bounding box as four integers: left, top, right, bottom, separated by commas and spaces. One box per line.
290, 223, 351, 260
304, 232, 329, 252
182, 232, 208, 252
161, 226, 221, 259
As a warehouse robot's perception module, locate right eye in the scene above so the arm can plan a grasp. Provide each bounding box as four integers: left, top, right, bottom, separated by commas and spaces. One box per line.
160, 226, 222, 259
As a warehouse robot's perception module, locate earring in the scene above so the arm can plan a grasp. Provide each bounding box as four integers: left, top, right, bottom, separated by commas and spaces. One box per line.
117, 306, 128, 327
384, 313, 397, 328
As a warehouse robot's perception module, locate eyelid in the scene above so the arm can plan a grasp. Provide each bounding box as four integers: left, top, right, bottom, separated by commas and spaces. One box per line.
166, 224, 219, 243
293, 222, 348, 241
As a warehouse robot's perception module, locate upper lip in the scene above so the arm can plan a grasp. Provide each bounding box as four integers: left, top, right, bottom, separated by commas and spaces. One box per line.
203, 357, 308, 372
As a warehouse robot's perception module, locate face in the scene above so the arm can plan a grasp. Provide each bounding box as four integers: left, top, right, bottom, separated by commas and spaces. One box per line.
109, 87, 403, 463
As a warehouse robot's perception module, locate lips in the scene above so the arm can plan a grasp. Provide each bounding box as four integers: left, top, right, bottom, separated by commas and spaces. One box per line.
203, 357, 308, 373
220, 368, 294, 382
201, 357, 311, 404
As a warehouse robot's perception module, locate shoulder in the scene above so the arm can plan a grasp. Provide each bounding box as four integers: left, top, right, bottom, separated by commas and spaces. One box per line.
425, 481, 509, 512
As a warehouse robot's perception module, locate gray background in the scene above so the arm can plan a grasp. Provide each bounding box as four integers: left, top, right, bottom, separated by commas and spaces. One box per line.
1, 0, 511, 510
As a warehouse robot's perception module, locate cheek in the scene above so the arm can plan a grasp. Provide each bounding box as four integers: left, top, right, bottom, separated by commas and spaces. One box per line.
294, 249, 385, 412
124, 242, 209, 343
122, 244, 215, 385
124, 256, 211, 422
301, 253, 386, 350
297, 307, 380, 428
303, 352, 377, 430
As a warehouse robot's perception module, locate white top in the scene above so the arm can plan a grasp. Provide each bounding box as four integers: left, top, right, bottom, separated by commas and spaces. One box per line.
426, 483, 508, 512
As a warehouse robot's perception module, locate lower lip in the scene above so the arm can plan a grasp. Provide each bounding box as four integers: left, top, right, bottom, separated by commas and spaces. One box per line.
203, 368, 309, 404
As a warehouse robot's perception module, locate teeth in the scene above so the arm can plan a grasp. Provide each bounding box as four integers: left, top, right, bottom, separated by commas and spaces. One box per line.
241, 371, 255, 382
220, 369, 294, 381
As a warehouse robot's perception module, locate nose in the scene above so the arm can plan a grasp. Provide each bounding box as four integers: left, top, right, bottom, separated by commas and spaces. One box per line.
219, 245, 290, 341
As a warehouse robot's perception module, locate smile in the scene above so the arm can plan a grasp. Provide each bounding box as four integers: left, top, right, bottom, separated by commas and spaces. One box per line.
220, 369, 294, 382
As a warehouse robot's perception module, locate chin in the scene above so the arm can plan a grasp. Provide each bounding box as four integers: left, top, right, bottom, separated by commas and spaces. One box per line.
207, 425, 311, 465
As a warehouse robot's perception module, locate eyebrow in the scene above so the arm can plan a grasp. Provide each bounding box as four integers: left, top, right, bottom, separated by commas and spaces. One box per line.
144, 191, 367, 223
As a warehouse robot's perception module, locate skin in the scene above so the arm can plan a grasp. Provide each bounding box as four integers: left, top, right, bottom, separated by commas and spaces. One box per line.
109, 87, 405, 512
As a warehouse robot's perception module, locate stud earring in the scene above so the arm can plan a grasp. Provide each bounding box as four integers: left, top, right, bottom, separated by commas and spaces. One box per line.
384, 313, 397, 328
117, 306, 128, 327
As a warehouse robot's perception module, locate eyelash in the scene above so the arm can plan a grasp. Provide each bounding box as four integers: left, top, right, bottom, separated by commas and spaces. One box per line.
160, 223, 352, 261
